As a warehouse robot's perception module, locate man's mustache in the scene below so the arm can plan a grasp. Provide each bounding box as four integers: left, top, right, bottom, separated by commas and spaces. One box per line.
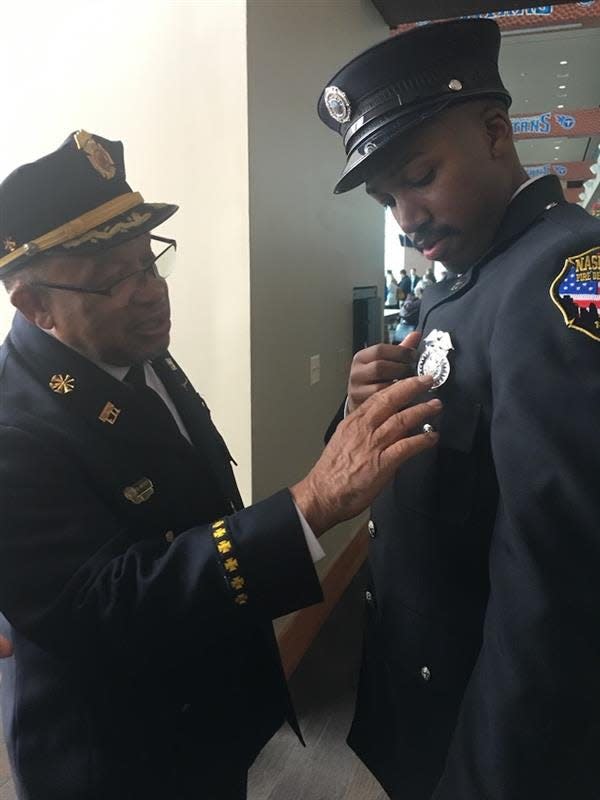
407, 225, 458, 252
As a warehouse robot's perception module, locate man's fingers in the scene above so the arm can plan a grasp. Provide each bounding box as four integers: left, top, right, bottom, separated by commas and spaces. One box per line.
400, 330, 421, 350
0, 635, 13, 658
381, 426, 440, 472
354, 342, 418, 366
359, 360, 415, 384
375, 398, 442, 448
363, 375, 435, 427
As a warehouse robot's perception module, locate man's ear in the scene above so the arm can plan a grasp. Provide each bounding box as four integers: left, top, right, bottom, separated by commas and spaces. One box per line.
10, 283, 54, 330
482, 104, 513, 159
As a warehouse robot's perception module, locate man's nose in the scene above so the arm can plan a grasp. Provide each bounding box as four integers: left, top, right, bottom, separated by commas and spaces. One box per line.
133, 267, 168, 304
392, 194, 431, 236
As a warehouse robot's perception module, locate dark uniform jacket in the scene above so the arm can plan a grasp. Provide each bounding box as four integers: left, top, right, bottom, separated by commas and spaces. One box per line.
0, 313, 322, 800
336, 177, 600, 799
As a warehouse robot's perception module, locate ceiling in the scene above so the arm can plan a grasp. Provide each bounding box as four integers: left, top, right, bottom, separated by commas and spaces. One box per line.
369, 3, 600, 199
501, 25, 600, 168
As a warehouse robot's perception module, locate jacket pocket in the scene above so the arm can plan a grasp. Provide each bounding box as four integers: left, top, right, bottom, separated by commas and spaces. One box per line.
390, 401, 482, 526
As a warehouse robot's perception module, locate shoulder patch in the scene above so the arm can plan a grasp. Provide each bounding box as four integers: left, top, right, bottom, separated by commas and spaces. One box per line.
550, 246, 600, 342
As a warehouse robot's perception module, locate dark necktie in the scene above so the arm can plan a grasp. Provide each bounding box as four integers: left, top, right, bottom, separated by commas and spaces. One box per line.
124, 363, 184, 440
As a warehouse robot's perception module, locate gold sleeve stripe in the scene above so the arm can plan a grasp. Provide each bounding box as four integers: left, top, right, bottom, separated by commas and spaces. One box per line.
211, 518, 248, 606
0, 191, 144, 271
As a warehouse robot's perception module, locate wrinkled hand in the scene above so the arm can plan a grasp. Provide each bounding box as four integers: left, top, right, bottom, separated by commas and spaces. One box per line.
0, 635, 13, 658
291, 374, 441, 535
347, 331, 420, 414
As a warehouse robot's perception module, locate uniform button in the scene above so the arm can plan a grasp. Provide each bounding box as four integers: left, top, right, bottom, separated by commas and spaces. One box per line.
420, 666, 431, 682
365, 590, 373, 604
367, 520, 376, 539
164, 530, 175, 543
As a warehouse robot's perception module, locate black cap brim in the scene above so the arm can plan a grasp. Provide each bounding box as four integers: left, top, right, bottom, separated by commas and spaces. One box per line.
334, 89, 509, 194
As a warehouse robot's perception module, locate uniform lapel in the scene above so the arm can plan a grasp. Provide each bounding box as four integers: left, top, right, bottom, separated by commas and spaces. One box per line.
151, 355, 243, 511
9, 313, 192, 457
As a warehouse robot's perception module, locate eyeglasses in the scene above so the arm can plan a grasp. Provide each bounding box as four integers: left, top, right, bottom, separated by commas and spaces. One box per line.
30, 235, 177, 298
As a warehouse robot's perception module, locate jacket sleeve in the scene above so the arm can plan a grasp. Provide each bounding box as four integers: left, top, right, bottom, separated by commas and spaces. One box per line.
0, 425, 322, 666
433, 238, 600, 799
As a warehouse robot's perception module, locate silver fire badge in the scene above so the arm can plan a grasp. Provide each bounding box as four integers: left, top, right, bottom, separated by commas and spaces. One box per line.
417, 329, 454, 389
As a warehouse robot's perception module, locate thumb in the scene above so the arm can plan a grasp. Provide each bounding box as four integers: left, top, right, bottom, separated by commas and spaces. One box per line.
400, 330, 421, 351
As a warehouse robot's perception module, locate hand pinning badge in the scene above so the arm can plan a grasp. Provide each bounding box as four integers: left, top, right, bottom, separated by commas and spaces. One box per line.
417, 330, 454, 389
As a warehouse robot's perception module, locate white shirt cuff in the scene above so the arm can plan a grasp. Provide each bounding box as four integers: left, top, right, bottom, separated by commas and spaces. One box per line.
293, 502, 325, 563
343, 396, 351, 419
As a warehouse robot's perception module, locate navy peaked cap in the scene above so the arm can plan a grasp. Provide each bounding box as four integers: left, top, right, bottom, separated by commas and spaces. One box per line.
0, 131, 178, 277
318, 18, 511, 193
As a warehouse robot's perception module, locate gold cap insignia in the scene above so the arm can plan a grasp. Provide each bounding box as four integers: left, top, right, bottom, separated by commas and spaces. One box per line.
73, 130, 116, 180
123, 477, 154, 505
98, 401, 121, 425
3, 237, 17, 253
49, 374, 75, 394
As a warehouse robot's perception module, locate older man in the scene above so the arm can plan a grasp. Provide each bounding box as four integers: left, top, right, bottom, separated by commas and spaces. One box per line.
0, 132, 440, 799
319, 18, 600, 800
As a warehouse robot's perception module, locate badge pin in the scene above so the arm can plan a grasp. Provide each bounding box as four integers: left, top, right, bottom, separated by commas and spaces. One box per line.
417, 329, 454, 389
49, 374, 76, 394
98, 401, 121, 425
123, 477, 154, 505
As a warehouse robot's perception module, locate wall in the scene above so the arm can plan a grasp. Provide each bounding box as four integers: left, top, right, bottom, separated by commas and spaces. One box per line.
0, 0, 253, 499
246, 0, 388, 571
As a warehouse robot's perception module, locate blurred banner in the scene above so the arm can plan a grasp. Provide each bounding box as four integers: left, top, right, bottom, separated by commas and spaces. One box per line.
393, 3, 600, 34
512, 108, 600, 139
524, 161, 595, 180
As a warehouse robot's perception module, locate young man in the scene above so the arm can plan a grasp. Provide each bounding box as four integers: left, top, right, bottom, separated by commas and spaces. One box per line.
0, 132, 440, 799
319, 18, 600, 800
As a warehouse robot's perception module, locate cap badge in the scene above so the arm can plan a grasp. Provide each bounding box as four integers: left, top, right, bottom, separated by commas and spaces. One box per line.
49, 374, 76, 394
123, 477, 155, 505
324, 86, 352, 124
3, 237, 16, 253
417, 330, 454, 389
73, 130, 116, 180
448, 79, 463, 92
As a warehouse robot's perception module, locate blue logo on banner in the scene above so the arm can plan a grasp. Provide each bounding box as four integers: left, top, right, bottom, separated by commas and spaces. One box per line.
553, 164, 568, 177
555, 114, 576, 130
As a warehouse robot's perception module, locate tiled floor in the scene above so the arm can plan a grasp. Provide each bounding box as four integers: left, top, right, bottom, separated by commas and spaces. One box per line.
0, 572, 385, 799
